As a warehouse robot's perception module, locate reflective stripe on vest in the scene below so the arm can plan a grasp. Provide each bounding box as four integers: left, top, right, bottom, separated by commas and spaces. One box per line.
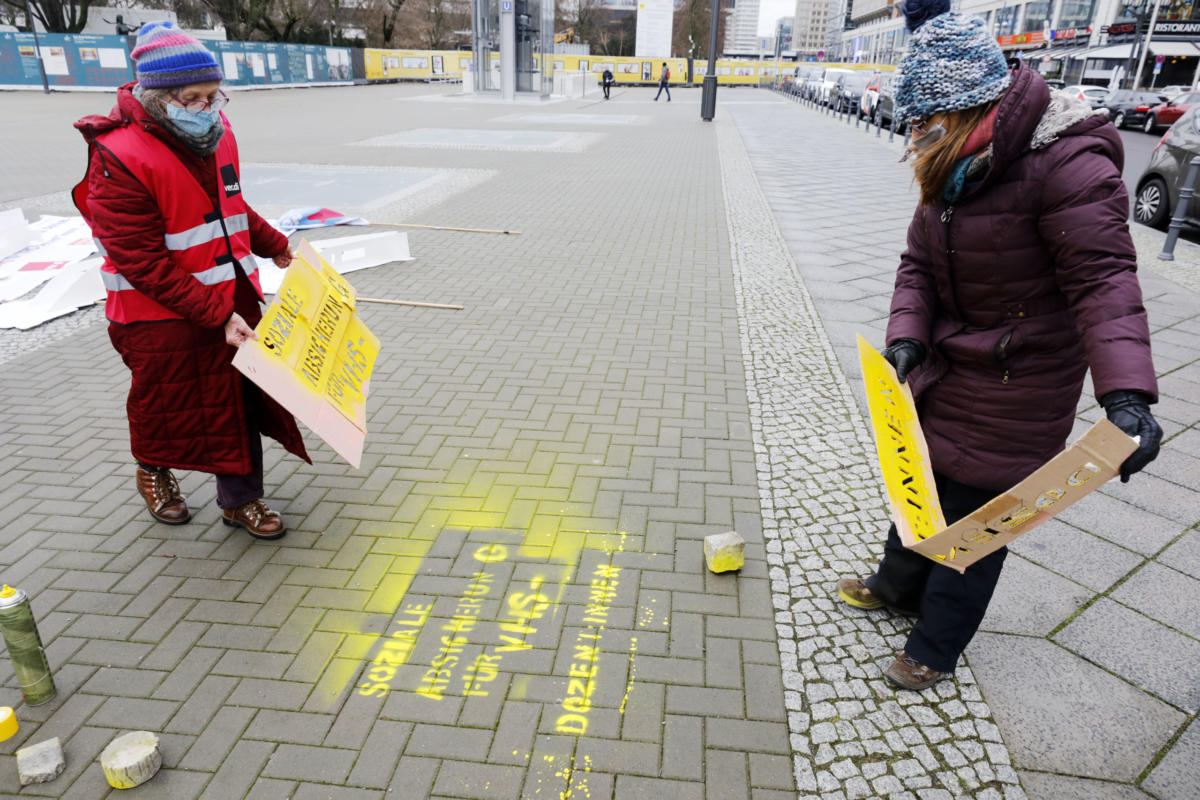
100, 256, 257, 292
163, 213, 249, 251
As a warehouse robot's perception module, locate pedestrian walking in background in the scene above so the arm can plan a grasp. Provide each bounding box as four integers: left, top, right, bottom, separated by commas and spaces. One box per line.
602, 67, 614, 100
72, 21, 309, 540
654, 62, 671, 101
836, 0, 1162, 690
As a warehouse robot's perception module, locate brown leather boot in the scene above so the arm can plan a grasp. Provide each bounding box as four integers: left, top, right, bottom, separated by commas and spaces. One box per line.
885, 651, 944, 691
136, 466, 191, 525
222, 499, 286, 539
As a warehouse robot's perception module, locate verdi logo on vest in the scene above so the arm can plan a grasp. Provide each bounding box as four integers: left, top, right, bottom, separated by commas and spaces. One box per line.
220, 164, 241, 196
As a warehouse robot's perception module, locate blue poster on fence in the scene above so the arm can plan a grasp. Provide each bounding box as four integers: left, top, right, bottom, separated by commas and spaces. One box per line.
204, 40, 351, 86
0, 32, 134, 89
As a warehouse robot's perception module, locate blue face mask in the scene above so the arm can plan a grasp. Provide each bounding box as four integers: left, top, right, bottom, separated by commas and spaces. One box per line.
165, 103, 221, 137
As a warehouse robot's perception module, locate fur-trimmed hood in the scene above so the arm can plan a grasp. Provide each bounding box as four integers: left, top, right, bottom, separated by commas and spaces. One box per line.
1030, 88, 1110, 150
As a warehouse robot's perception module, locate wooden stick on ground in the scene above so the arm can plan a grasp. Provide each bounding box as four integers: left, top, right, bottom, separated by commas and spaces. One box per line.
371, 222, 521, 236
358, 296, 463, 311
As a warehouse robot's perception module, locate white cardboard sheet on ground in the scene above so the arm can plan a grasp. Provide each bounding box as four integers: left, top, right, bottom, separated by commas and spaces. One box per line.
0, 209, 33, 261
0, 215, 97, 302
256, 231, 412, 295
0, 258, 103, 329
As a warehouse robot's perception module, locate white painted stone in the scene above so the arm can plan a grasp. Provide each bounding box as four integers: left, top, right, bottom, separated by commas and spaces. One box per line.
703, 530, 745, 573
100, 730, 162, 789
16, 737, 64, 786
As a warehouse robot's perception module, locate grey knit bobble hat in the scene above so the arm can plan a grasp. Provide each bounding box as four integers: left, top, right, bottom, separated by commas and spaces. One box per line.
893, 2, 1011, 124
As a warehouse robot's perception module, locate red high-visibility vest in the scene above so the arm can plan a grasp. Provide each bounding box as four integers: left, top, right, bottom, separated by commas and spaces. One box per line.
73, 119, 259, 324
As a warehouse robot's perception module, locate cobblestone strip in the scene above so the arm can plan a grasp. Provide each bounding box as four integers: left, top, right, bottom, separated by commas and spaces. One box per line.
715, 114, 1027, 800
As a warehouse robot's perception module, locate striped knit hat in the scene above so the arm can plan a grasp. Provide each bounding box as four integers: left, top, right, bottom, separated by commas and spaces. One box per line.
130, 21, 222, 89
893, 4, 1011, 123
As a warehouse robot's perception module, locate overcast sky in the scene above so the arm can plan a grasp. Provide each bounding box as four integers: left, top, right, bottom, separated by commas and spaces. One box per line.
757, 0, 796, 36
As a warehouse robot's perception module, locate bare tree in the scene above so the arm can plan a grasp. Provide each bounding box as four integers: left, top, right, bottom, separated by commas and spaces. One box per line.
2, 0, 94, 33
198, 0, 278, 40
673, 0, 724, 60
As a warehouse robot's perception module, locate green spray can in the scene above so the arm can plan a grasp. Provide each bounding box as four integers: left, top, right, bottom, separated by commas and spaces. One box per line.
0, 585, 56, 705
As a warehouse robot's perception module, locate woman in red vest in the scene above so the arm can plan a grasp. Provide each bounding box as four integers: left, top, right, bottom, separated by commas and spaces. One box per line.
74, 22, 309, 539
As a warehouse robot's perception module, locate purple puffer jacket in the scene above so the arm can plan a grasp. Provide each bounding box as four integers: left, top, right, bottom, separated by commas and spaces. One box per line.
888, 63, 1157, 493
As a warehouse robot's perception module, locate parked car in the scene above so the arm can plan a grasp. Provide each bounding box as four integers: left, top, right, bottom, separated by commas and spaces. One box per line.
871, 70, 906, 133
802, 69, 826, 101
1102, 89, 1169, 129
794, 65, 822, 98
1157, 84, 1192, 100
1143, 90, 1200, 133
830, 71, 874, 115
816, 68, 853, 105
1134, 106, 1200, 228
1063, 84, 1109, 109
1043, 78, 1066, 89
860, 71, 884, 118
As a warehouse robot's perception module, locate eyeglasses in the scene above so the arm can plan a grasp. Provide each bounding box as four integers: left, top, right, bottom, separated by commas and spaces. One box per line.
168, 89, 229, 114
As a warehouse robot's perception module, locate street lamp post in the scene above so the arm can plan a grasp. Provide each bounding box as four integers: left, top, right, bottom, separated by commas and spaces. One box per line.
701, 0, 720, 120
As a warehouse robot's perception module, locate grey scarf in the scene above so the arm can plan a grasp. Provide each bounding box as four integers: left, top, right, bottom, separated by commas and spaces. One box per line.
134, 84, 224, 158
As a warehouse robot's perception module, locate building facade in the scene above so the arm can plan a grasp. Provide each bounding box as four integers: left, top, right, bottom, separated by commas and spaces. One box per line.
725, 0, 764, 54
793, 0, 835, 56
846, 0, 1200, 90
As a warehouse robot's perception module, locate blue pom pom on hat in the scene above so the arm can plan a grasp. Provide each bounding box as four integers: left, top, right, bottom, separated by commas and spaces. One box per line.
893, 0, 1011, 123
130, 21, 223, 89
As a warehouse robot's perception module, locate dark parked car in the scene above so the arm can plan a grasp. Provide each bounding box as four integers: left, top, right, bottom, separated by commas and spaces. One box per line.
1104, 89, 1170, 129
1143, 91, 1200, 133
871, 71, 906, 133
1134, 106, 1200, 229
830, 72, 874, 115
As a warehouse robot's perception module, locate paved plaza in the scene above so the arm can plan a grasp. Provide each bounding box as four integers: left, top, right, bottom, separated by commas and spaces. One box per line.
0, 83, 1195, 799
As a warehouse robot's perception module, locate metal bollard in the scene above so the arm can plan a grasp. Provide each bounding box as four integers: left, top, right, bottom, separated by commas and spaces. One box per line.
904, 127, 911, 148
855, 105, 861, 128
889, 116, 895, 143
1160, 155, 1200, 260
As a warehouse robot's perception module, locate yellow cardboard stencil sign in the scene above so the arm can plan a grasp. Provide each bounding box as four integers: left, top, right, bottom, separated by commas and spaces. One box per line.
856, 334, 1136, 573
234, 240, 380, 468
857, 335, 946, 542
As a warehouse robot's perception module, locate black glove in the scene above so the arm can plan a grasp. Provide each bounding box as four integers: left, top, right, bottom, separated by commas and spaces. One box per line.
881, 338, 927, 384
1100, 390, 1163, 483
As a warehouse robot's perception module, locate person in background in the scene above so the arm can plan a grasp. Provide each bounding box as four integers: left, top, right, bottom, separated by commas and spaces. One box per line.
602, 67, 614, 100
73, 21, 310, 540
654, 62, 671, 102
835, 0, 1161, 690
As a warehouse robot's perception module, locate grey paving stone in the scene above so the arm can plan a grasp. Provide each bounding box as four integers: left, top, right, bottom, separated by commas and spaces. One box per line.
969, 633, 1184, 780
1016, 771, 1154, 799
1143, 718, 1200, 800
1008, 518, 1145, 592
1111, 561, 1200, 640
1054, 491, 1187, 556
1054, 598, 1200, 712
1158, 530, 1200, 580
980, 555, 1094, 637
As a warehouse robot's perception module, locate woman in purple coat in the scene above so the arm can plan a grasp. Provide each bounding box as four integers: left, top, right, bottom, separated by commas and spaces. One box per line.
836, 0, 1163, 690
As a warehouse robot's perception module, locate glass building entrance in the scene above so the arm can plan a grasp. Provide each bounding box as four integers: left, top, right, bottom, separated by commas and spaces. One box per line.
470, 0, 554, 96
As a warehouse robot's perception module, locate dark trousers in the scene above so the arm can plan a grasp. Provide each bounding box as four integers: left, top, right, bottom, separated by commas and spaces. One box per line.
655, 82, 670, 100
603, 82, 611, 99
865, 473, 1007, 672
214, 378, 264, 510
